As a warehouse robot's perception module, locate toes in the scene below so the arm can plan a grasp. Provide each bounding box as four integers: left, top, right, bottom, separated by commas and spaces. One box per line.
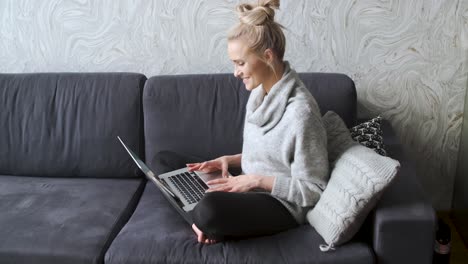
206, 239, 215, 244
205, 239, 217, 244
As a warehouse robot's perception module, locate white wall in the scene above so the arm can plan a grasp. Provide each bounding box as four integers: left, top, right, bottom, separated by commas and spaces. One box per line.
1, 0, 467, 210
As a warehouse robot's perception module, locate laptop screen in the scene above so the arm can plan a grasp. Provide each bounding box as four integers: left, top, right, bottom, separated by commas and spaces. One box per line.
117, 136, 178, 198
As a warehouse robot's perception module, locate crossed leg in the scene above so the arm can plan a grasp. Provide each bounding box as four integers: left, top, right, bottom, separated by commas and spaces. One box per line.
191, 191, 298, 244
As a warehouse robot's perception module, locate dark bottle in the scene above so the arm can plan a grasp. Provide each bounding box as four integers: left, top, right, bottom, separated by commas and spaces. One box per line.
433, 217, 451, 264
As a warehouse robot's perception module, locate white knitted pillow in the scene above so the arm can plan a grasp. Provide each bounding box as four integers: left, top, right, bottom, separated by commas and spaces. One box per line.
307, 112, 400, 251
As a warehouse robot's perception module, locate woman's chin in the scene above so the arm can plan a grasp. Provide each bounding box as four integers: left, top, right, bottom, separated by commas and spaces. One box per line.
244, 82, 259, 91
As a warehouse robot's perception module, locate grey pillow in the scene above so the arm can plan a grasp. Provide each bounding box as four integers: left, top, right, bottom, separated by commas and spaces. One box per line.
321, 111, 357, 163
306, 111, 400, 251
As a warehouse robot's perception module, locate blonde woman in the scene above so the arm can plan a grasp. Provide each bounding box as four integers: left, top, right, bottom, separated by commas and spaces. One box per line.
186, 0, 329, 244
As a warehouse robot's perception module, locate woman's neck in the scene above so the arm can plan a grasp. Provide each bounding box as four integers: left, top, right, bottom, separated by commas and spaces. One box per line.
263, 61, 285, 94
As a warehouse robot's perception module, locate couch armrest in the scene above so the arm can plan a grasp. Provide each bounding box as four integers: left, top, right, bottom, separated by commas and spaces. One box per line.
371, 120, 436, 264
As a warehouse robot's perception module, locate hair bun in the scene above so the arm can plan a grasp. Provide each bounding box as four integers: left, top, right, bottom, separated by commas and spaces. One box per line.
236, 0, 280, 26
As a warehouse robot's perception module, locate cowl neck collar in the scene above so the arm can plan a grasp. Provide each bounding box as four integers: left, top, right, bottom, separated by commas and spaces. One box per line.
246, 61, 297, 133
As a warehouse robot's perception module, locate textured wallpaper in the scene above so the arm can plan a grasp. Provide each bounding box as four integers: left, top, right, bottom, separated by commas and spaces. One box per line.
1, 0, 467, 209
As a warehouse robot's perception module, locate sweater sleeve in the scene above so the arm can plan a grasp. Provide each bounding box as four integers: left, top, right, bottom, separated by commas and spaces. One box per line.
271, 112, 329, 207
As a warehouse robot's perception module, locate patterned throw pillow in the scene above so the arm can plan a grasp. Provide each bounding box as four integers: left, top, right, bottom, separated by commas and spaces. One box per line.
350, 116, 387, 156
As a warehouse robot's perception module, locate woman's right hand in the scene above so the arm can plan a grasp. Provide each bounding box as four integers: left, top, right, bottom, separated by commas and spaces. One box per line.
187, 156, 230, 178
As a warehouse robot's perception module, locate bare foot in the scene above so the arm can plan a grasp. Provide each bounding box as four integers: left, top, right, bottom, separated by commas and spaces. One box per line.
192, 224, 217, 244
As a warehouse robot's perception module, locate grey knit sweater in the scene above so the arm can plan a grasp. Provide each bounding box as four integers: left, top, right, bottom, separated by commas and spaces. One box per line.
241, 62, 329, 224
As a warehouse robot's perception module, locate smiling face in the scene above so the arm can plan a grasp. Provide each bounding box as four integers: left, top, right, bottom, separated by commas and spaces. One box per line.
227, 39, 271, 91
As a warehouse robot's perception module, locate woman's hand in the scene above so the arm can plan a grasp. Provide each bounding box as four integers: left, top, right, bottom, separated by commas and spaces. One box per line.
187, 156, 230, 178
206, 174, 273, 193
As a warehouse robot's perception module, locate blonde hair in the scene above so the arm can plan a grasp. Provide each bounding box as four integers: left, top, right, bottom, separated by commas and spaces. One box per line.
228, 0, 286, 61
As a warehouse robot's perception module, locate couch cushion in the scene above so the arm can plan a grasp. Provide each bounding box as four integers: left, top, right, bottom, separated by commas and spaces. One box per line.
105, 183, 374, 264
143, 73, 356, 166
143, 74, 250, 163
0, 175, 145, 264
0, 73, 146, 178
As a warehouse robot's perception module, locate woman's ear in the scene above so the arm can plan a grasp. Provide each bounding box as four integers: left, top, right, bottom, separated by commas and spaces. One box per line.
263, 48, 275, 64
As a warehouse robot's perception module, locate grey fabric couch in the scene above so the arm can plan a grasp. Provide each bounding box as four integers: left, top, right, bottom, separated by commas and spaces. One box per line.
0, 72, 435, 264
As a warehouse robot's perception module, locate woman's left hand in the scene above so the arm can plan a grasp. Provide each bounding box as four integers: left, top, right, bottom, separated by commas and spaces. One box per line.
206, 175, 261, 193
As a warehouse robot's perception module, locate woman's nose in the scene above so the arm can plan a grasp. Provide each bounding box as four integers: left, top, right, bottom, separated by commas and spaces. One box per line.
234, 67, 241, 78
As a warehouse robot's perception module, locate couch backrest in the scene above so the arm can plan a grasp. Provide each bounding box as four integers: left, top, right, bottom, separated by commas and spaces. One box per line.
143, 72, 356, 167
0, 73, 146, 178
298, 72, 356, 127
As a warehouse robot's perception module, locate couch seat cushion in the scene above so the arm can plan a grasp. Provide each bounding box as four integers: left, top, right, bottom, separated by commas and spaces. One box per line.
0, 175, 144, 264
105, 183, 375, 264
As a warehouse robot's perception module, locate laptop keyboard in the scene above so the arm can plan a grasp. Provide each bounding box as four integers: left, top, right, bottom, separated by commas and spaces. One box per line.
168, 172, 209, 204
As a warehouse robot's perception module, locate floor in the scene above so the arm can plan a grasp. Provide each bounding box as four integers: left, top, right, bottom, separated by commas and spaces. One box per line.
437, 212, 468, 264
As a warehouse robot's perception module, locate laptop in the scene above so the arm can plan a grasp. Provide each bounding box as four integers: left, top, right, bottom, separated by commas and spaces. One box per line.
117, 136, 225, 224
